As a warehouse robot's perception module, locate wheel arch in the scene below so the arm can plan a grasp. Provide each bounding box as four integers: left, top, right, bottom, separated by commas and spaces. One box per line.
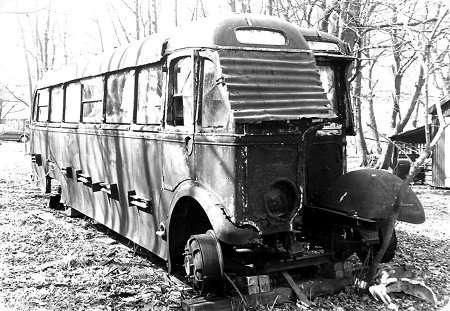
19, 134, 30, 142
166, 180, 257, 272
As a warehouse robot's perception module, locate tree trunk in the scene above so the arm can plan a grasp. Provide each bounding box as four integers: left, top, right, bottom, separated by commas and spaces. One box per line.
228, 0, 236, 13
174, 0, 178, 26
353, 71, 369, 166
135, 0, 141, 40
367, 61, 382, 154
376, 55, 426, 170
93, 18, 105, 53
266, 0, 273, 15
19, 19, 34, 105
152, 0, 158, 33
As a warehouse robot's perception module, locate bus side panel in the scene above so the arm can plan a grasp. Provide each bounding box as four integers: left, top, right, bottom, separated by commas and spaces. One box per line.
68, 130, 104, 219
161, 134, 196, 191
59, 129, 81, 207
30, 126, 50, 192
46, 130, 72, 205
132, 136, 167, 259
100, 133, 140, 242
46, 129, 64, 179
60, 130, 141, 245
195, 138, 237, 219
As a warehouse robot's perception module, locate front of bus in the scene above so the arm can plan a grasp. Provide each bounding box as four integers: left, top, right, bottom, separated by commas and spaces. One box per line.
180, 15, 351, 292
210, 16, 344, 251
179, 15, 423, 293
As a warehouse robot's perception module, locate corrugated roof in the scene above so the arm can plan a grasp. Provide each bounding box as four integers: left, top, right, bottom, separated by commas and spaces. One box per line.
220, 49, 336, 123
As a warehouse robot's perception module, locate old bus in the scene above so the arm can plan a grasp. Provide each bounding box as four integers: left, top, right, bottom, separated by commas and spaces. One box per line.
30, 14, 424, 293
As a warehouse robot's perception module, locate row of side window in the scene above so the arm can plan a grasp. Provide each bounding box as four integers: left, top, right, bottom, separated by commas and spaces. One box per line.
34, 65, 164, 125
34, 56, 230, 130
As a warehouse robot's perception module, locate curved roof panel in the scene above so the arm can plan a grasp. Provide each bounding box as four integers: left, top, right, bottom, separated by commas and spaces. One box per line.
298, 28, 349, 54
37, 14, 313, 89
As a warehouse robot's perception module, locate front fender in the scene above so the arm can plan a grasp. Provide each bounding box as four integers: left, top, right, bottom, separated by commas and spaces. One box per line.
168, 180, 258, 245
319, 169, 425, 224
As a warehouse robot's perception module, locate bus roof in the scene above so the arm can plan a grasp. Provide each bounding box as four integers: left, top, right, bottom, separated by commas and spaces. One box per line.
37, 14, 313, 89
299, 28, 349, 54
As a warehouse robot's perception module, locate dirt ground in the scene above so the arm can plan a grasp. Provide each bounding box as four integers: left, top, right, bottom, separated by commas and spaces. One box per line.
0, 141, 449, 311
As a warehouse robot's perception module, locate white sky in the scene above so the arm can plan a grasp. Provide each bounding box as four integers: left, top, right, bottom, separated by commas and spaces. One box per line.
0, 0, 228, 81
0, 0, 447, 130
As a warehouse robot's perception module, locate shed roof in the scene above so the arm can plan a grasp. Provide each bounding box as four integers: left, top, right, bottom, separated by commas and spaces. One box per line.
429, 95, 450, 115
390, 126, 427, 144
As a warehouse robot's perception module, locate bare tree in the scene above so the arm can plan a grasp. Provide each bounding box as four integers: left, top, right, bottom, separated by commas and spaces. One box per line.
318, 0, 378, 166
190, 0, 207, 21
366, 53, 383, 155
228, 0, 237, 13
106, 0, 161, 44
366, 7, 450, 286
152, 0, 158, 33
375, 1, 446, 170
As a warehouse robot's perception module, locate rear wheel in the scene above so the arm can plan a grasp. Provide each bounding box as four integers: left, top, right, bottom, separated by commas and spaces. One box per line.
184, 230, 224, 294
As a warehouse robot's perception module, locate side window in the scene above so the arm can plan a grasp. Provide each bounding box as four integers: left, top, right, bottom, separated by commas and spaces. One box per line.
65, 82, 81, 123
167, 57, 193, 127
36, 89, 50, 122
318, 66, 336, 111
81, 77, 104, 123
106, 70, 134, 124
137, 66, 164, 125
201, 59, 229, 128
49, 86, 63, 122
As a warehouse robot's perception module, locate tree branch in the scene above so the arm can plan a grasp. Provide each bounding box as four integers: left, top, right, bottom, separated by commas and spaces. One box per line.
0, 83, 29, 107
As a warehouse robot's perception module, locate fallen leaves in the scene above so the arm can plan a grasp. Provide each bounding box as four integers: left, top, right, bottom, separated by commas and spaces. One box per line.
1, 142, 450, 310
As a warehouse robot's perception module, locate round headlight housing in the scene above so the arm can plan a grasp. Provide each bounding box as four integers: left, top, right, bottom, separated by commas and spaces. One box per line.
264, 180, 299, 220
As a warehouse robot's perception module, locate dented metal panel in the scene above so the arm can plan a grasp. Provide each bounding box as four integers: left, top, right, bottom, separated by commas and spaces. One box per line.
219, 50, 336, 123
319, 169, 425, 224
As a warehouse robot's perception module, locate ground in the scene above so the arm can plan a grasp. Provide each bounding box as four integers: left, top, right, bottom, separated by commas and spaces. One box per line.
0, 141, 449, 311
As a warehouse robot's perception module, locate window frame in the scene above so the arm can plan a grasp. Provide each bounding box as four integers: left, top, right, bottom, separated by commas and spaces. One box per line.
197, 55, 230, 132
105, 69, 136, 125
63, 81, 82, 124
35, 88, 50, 123
81, 76, 105, 124
234, 27, 287, 46
135, 64, 165, 126
315, 57, 354, 133
317, 65, 337, 113
165, 53, 197, 132
49, 84, 64, 124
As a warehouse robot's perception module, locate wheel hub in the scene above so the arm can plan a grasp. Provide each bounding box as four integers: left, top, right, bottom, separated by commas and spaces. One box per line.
184, 230, 224, 293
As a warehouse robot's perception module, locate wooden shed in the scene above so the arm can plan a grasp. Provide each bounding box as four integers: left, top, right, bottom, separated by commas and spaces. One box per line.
391, 95, 450, 188
430, 96, 450, 188
390, 127, 428, 184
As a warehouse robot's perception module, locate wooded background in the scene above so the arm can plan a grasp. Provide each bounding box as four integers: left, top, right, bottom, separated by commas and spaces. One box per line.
0, 0, 449, 170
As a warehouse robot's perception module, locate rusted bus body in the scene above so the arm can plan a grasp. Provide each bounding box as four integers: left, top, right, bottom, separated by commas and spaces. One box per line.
30, 14, 425, 292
